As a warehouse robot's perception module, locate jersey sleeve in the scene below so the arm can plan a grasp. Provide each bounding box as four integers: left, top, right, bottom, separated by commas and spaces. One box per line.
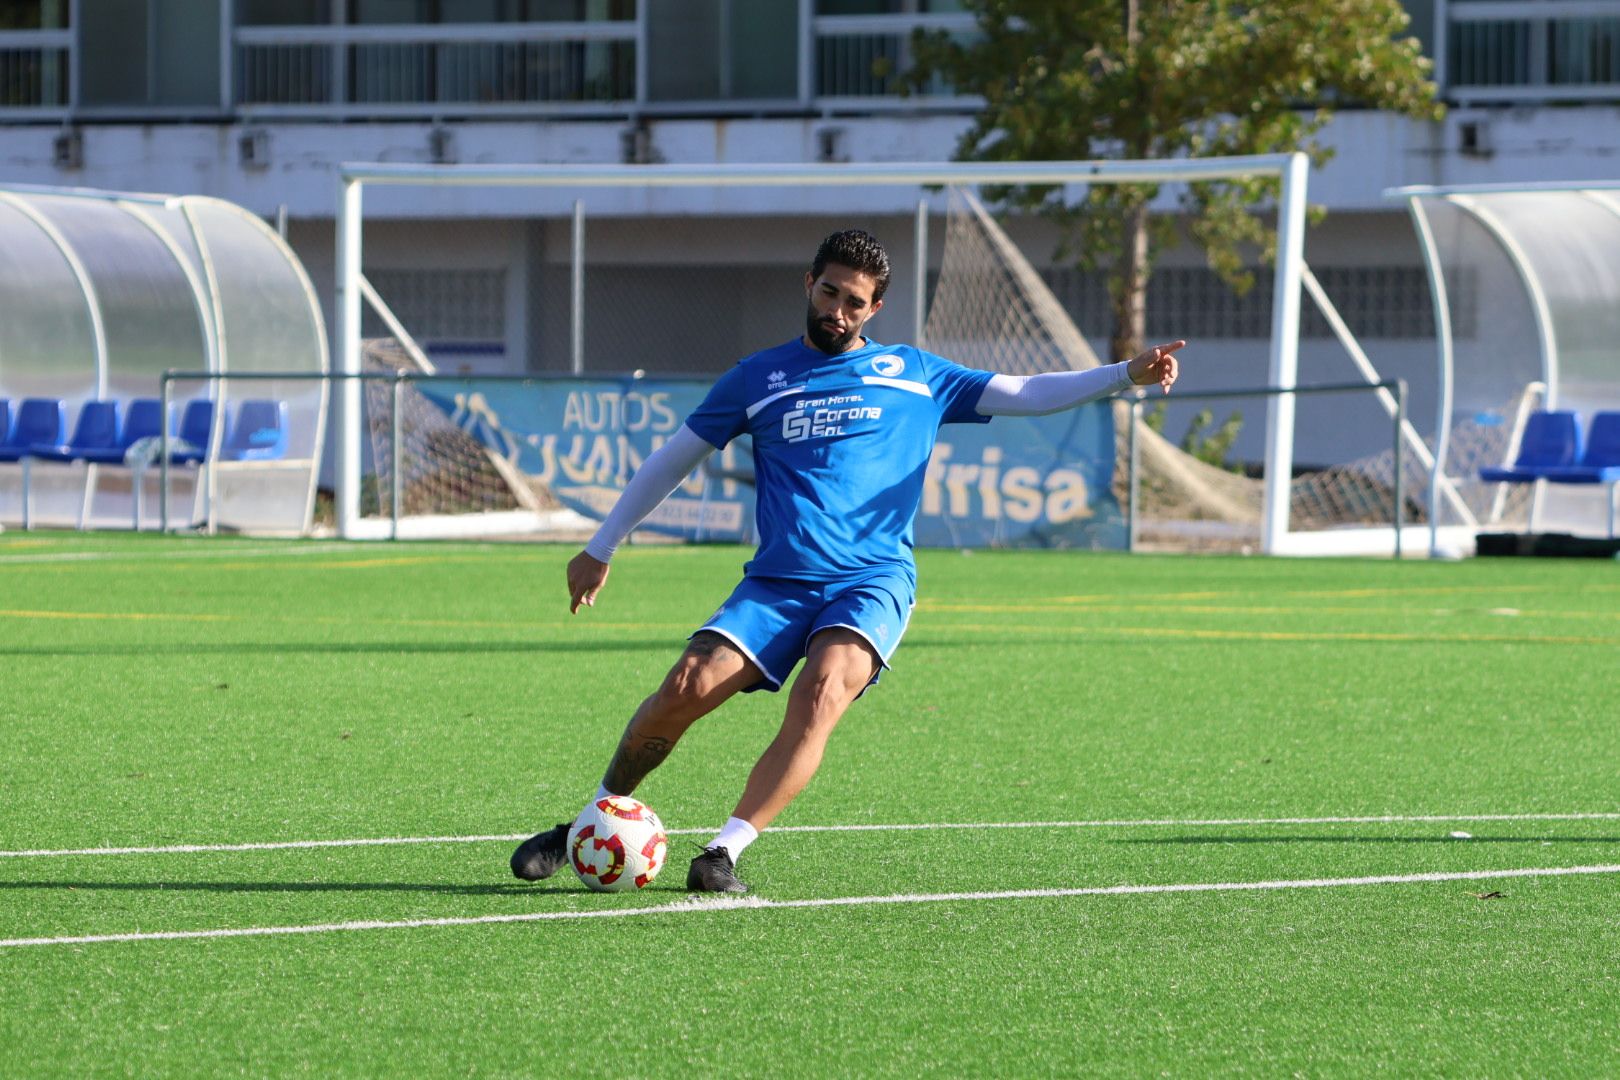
924, 351, 996, 425
682, 364, 750, 449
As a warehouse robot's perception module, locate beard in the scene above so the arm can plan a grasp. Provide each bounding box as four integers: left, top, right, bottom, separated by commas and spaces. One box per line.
805, 303, 860, 354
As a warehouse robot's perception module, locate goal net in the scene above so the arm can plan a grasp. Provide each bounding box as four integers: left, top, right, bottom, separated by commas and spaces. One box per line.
335, 157, 1373, 552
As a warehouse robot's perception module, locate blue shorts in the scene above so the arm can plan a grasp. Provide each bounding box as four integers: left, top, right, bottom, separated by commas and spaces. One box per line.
696, 573, 916, 693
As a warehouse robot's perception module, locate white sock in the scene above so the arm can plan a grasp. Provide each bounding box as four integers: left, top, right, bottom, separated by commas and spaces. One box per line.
593, 783, 616, 802
706, 817, 759, 861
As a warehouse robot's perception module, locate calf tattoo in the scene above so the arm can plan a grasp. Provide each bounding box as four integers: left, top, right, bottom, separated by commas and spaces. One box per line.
602, 733, 673, 794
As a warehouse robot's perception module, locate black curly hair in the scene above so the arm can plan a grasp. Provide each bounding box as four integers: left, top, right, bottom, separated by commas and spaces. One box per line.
810, 229, 892, 301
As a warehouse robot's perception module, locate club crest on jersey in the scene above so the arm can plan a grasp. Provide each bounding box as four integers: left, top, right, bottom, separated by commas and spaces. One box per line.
767, 369, 788, 389
869, 354, 905, 378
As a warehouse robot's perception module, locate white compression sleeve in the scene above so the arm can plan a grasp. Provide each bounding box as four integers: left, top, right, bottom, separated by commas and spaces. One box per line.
582, 424, 716, 563
974, 363, 1136, 417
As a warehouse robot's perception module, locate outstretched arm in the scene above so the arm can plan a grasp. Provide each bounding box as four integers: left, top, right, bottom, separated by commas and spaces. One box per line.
975, 341, 1186, 416
567, 425, 716, 613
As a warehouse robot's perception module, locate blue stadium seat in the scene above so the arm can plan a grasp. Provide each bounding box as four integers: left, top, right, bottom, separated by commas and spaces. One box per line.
1479, 410, 1583, 483
0, 398, 66, 462
219, 399, 288, 461
1542, 411, 1620, 537
27, 400, 122, 462
76, 397, 169, 464
0, 399, 10, 445
167, 399, 219, 464
1539, 412, 1620, 485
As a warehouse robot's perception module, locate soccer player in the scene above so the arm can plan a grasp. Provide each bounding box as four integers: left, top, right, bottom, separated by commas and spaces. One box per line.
513, 229, 1182, 893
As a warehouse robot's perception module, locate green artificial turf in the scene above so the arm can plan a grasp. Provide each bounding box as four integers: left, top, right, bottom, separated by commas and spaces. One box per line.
1, 532, 1617, 1077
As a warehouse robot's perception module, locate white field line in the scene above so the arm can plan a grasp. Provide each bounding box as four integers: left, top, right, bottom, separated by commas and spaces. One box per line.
3, 812, 1619, 860
4, 863, 1618, 950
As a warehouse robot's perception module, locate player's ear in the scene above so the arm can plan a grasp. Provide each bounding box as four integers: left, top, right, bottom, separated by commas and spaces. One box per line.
869, 297, 884, 318
804, 271, 815, 295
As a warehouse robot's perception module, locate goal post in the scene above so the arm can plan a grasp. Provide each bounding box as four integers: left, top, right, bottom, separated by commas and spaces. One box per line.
333, 154, 1312, 547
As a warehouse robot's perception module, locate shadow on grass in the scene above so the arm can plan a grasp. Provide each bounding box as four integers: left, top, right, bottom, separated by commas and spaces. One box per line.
0, 639, 675, 658
0, 879, 636, 896
1113, 835, 1620, 845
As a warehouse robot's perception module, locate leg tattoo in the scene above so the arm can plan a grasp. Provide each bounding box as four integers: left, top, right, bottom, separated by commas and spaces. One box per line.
602, 733, 673, 795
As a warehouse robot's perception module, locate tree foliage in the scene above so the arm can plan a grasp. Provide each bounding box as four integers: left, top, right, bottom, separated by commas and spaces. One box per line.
910, 0, 1443, 360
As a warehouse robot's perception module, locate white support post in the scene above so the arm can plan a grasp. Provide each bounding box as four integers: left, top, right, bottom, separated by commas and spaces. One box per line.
1261, 151, 1309, 555
1406, 195, 1454, 558
913, 198, 927, 347
335, 175, 364, 538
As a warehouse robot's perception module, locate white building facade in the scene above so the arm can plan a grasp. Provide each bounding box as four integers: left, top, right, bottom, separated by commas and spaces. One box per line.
0, 0, 1616, 471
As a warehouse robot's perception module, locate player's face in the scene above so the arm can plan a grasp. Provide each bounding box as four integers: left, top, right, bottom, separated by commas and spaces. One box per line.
803, 263, 884, 354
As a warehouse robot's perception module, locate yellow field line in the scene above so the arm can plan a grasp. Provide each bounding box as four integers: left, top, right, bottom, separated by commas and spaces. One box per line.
0, 607, 690, 631
920, 600, 1620, 620
920, 620, 1620, 647
0, 609, 235, 623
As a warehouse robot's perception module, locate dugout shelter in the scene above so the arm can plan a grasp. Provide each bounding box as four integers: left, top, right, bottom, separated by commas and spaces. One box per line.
1391, 182, 1620, 545
0, 184, 327, 533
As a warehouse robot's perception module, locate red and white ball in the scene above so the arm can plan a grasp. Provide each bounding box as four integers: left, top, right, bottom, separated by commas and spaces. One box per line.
567, 795, 669, 892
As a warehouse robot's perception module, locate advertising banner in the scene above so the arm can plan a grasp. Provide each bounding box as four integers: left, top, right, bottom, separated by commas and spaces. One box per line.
418, 376, 1123, 550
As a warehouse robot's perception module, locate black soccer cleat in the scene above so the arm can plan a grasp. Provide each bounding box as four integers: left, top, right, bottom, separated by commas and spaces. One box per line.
686, 846, 749, 894
510, 822, 572, 881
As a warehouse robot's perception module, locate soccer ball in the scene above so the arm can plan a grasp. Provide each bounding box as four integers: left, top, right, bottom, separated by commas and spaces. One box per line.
567, 795, 669, 892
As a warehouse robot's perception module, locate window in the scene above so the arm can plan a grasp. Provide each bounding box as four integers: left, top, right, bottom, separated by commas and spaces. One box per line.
1039, 266, 1458, 341
79, 0, 221, 108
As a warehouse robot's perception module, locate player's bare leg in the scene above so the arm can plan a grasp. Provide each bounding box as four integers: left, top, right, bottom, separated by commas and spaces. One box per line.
600, 631, 760, 795
511, 631, 760, 881
688, 628, 878, 893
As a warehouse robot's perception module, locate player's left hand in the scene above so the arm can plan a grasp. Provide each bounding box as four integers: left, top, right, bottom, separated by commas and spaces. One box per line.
1127, 340, 1185, 394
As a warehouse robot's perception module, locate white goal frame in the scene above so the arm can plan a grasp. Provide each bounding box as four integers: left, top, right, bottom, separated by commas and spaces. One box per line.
334, 155, 1311, 547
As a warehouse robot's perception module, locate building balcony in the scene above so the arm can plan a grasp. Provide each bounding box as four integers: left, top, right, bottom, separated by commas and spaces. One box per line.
0, 3, 1617, 124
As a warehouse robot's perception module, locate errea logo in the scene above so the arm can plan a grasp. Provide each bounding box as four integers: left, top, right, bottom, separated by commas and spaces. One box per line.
870, 354, 905, 378
767, 369, 788, 389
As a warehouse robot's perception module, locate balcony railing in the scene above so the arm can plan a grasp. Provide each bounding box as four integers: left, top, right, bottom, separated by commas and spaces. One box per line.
807, 11, 977, 107
0, 28, 72, 118
233, 20, 642, 117
13, 3, 1620, 123
1444, 0, 1620, 102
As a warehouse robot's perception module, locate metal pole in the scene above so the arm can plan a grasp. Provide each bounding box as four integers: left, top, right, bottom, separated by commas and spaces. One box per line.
1127, 397, 1141, 553
160, 375, 172, 532
797, 0, 814, 105
219, 0, 234, 114
391, 374, 404, 541
571, 199, 585, 376
1393, 380, 1405, 560
913, 199, 927, 347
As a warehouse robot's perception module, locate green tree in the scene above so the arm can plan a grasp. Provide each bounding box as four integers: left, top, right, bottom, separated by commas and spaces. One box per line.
910, 0, 1443, 361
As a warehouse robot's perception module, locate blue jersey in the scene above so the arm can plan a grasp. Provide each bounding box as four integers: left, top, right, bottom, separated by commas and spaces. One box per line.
683, 337, 995, 583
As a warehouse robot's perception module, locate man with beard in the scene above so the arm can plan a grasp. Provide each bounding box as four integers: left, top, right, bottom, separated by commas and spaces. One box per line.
513, 229, 1183, 893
